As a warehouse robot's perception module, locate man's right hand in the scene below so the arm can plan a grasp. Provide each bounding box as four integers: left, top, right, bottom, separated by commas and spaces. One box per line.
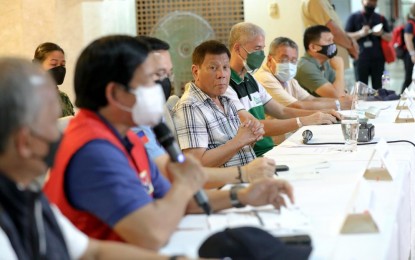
166, 154, 207, 196
339, 95, 354, 110
235, 119, 263, 146
301, 112, 337, 125
242, 157, 276, 182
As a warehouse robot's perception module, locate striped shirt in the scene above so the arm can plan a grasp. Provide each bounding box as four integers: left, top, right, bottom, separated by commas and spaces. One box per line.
172, 82, 256, 167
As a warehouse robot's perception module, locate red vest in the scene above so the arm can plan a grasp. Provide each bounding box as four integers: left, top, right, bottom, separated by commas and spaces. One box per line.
43, 109, 153, 242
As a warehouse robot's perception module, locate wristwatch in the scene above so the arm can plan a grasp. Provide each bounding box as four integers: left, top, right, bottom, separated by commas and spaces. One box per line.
230, 185, 245, 208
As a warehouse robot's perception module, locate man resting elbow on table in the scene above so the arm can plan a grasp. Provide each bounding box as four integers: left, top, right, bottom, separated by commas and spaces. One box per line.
43, 35, 294, 252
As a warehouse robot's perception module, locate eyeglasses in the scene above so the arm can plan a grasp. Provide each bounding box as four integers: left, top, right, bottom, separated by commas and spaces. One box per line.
156, 71, 174, 83
272, 58, 298, 65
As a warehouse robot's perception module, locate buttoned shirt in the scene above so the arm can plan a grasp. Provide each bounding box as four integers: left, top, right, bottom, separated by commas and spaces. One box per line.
173, 82, 256, 167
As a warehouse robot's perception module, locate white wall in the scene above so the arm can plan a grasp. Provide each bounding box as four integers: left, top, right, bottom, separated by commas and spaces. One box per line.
244, 0, 305, 56
0, 0, 137, 104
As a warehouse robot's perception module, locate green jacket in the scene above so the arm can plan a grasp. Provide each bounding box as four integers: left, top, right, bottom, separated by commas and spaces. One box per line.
59, 90, 75, 117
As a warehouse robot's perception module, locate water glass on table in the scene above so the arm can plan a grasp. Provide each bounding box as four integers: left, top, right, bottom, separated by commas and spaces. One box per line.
341, 115, 359, 152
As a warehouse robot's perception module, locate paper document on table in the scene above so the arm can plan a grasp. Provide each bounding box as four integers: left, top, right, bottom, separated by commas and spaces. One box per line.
177, 215, 209, 230
177, 207, 311, 236
272, 145, 343, 155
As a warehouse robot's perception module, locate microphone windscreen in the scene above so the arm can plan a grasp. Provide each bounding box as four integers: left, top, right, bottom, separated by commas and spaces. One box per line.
302, 130, 313, 144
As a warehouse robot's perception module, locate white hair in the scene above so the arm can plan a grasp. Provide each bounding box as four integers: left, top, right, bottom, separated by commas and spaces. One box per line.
229, 22, 265, 49
0, 58, 46, 153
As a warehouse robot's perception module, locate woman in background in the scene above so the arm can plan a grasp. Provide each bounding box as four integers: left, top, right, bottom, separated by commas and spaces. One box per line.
33, 42, 74, 117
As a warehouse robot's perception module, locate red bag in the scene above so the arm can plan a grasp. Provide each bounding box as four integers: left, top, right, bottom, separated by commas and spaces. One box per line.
381, 38, 396, 63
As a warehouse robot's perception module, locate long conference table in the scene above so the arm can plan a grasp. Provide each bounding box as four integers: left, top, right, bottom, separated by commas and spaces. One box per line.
161, 99, 415, 259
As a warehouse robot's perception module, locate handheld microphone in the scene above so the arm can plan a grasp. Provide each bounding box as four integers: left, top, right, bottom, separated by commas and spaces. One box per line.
302, 130, 313, 144
153, 122, 212, 215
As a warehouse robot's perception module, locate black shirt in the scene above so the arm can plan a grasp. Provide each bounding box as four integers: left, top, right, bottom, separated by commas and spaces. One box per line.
345, 11, 390, 61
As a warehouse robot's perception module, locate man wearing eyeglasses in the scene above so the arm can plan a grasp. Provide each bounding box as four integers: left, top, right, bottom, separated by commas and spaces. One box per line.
254, 37, 353, 110
225, 22, 340, 156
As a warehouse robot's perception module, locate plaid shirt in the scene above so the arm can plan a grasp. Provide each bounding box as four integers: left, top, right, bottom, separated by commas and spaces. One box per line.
172, 82, 256, 167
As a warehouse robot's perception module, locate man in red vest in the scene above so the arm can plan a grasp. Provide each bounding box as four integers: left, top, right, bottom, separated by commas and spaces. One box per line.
43, 35, 295, 250
0, 57, 182, 259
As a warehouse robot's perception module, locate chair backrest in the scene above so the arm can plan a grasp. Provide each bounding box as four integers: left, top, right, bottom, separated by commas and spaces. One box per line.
164, 95, 180, 142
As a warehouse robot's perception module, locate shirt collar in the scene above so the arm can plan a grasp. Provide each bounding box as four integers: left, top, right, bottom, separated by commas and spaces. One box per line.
303, 53, 326, 71
189, 82, 229, 105
230, 68, 247, 85
95, 112, 134, 152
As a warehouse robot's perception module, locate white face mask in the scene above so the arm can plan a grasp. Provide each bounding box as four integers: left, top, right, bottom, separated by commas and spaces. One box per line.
120, 83, 165, 126
272, 59, 297, 83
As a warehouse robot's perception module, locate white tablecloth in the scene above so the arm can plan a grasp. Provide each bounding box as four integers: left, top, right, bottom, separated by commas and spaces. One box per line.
161, 100, 415, 259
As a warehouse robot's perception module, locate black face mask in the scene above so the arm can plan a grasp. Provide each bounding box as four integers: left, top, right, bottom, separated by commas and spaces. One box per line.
317, 43, 338, 59
156, 77, 172, 101
364, 5, 376, 15
32, 132, 62, 168
48, 66, 66, 85
43, 136, 62, 168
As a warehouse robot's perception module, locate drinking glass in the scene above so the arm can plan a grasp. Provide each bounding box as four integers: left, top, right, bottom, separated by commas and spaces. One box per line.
341, 115, 359, 152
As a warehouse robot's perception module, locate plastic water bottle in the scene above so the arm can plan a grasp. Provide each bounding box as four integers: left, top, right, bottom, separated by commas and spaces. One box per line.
381, 70, 390, 90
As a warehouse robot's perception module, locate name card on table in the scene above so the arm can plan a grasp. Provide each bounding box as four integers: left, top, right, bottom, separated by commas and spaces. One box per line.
340, 181, 379, 234
395, 92, 415, 123
363, 139, 398, 181
396, 96, 409, 110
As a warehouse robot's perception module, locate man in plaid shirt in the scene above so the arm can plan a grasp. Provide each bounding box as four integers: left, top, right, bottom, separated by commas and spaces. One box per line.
173, 40, 263, 167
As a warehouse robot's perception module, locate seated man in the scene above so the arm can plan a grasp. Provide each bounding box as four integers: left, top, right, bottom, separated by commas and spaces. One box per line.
173, 40, 263, 168
226, 22, 339, 156
135, 36, 276, 187
255, 36, 353, 110
43, 35, 295, 251
0, 57, 173, 259
295, 25, 347, 98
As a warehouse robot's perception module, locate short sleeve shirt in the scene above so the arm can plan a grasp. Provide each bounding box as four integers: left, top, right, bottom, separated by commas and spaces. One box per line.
254, 63, 311, 106
66, 115, 171, 227
345, 11, 390, 61
172, 82, 256, 167
295, 53, 336, 97
224, 69, 275, 157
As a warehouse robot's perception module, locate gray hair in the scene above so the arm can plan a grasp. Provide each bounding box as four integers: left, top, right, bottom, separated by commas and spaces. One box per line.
229, 22, 265, 49
269, 37, 298, 56
0, 58, 45, 153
